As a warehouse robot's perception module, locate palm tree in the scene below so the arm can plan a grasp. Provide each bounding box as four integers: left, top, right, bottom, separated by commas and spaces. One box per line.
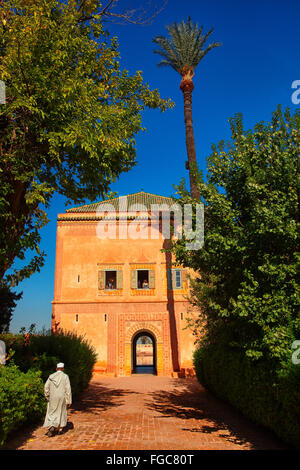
153, 17, 221, 199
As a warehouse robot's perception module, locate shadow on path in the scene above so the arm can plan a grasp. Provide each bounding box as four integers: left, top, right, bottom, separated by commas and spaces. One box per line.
4, 381, 139, 449
71, 381, 139, 415
4, 421, 43, 450
4, 377, 287, 451
147, 379, 287, 450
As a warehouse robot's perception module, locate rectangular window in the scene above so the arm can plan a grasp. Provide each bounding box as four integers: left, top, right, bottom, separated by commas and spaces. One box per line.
137, 270, 149, 289
168, 268, 183, 290
105, 270, 117, 290
98, 269, 123, 291
131, 268, 155, 290
175, 270, 181, 289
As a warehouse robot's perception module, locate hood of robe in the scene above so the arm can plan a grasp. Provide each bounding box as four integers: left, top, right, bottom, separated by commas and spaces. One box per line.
49, 370, 64, 388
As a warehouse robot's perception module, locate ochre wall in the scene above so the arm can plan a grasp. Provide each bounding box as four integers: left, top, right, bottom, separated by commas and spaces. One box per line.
52, 216, 197, 376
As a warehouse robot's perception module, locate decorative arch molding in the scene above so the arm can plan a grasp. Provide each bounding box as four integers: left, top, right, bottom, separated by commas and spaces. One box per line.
125, 322, 163, 344
123, 322, 164, 376
118, 313, 171, 377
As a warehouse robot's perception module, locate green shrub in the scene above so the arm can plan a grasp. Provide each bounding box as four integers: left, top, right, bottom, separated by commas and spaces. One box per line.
0, 330, 97, 397
0, 363, 46, 447
0, 330, 97, 447
172, 107, 300, 449
28, 330, 97, 396
194, 346, 300, 448
0, 333, 28, 369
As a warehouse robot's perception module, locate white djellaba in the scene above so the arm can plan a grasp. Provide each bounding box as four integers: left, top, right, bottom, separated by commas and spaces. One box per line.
43, 363, 72, 431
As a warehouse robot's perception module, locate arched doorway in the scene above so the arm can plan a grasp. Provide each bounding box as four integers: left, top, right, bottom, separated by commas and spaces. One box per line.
132, 331, 156, 375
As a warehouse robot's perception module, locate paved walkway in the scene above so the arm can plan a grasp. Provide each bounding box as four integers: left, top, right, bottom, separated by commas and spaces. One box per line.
5, 376, 287, 450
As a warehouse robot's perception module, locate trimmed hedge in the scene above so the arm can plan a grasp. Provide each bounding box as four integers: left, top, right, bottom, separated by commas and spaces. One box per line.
0, 363, 46, 446
0, 330, 97, 447
194, 345, 300, 449
0, 330, 97, 397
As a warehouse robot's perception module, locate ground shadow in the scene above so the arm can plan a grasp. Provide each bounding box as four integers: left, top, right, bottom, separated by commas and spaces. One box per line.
70, 381, 139, 415
3, 420, 43, 450
55, 421, 74, 435
147, 378, 287, 450
4, 381, 139, 449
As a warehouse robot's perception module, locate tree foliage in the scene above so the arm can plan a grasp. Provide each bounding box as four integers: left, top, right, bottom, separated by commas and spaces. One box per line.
153, 17, 220, 199
0, 0, 172, 285
153, 16, 221, 78
0, 283, 22, 333
171, 106, 300, 366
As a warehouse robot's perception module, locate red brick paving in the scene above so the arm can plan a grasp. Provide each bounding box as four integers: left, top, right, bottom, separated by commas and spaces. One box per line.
4, 376, 287, 450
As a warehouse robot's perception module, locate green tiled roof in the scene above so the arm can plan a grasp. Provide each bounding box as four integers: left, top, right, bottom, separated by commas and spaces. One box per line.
66, 191, 175, 213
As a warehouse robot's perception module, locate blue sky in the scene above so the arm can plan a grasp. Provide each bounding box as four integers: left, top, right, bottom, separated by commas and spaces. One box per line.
9, 0, 300, 332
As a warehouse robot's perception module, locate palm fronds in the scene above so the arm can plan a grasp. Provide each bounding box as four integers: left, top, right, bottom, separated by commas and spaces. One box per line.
153, 17, 221, 76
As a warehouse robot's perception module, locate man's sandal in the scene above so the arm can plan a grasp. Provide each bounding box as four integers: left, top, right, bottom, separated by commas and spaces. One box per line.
46, 426, 56, 437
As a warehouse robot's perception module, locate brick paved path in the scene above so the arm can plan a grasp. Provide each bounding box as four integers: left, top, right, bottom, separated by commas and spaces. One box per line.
5, 376, 286, 450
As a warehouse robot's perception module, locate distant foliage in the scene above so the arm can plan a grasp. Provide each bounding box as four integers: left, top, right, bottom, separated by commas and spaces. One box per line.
0, 284, 22, 333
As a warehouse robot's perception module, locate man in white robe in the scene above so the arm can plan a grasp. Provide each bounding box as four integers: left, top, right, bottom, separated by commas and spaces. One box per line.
43, 362, 72, 436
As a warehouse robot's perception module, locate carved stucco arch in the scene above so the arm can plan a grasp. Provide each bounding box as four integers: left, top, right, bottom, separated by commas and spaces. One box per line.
125, 322, 163, 344
123, 321, 165, 376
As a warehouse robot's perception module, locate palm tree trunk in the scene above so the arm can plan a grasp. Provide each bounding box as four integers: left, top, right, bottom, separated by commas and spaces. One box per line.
181, 84, 200, 200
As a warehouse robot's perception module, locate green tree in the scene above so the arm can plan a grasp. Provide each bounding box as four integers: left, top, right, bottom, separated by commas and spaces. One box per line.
0, 283, 22, 333
0, 0, 172, 285
153, 17, 221, 199
171, 106, 300, 366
